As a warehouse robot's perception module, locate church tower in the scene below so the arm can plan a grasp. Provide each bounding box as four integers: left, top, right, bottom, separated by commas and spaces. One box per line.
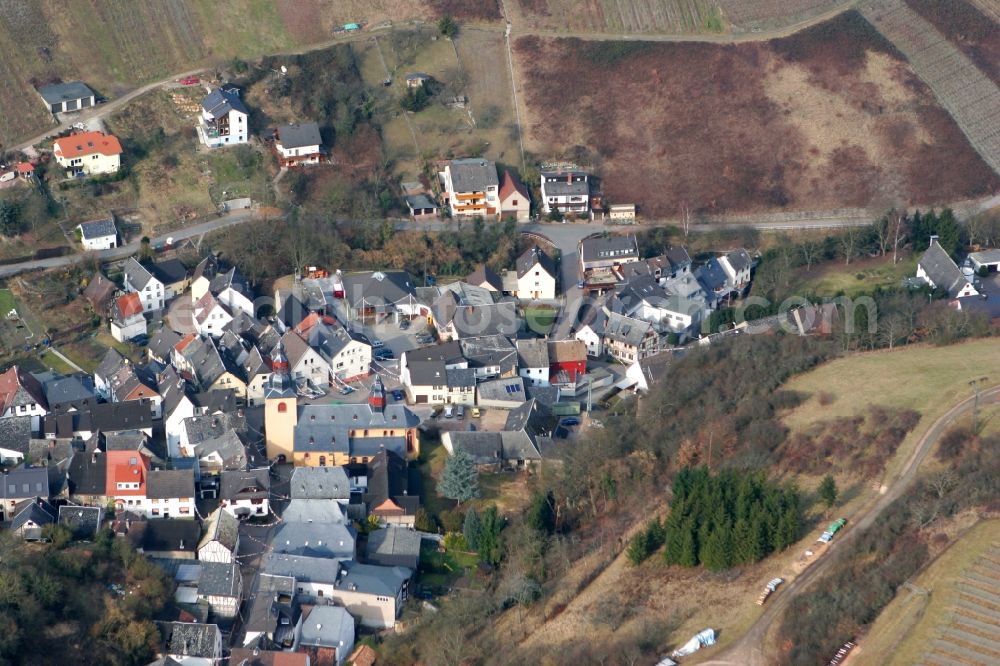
264, 341, 297, 461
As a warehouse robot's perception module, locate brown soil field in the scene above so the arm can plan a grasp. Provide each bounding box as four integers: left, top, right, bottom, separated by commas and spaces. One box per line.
514, 10, 1000, 217
904, 0, 1000, 88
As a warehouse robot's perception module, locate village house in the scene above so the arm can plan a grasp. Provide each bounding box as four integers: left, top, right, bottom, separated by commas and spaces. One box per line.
43, 373, 97, 412
350, 448, 420, 527
9, 498, 56, 541
219, 468, 270, 517
405, 72, 430, 88
37, 81, 95, 113
2, 467, 49, 520
510, 246, 557, 300
130, 519, 200, 558
197, 87, 249, 148
366, 525, 422, 569
274, 122, 323, 167
719, 249, 754, 294
145, 469, 196, 519
548, 339, 587, 385
58, 505, 103, 540
917, 236, 980, 299
196, 561, 243, 620
442, 398, 558, 469
84, 271, 117, 314
476, 376, 527, 410
198, 507, 240, 563
498, 169, 531, 222
579, 234, 640, 275
541, 170, 589, 215
0, 366, 49, 432
123, 258, 166, 313
193, 292, 234, 338
289, 466, 351, 502
440, 158, 499, 218
110, 292, 146, 343
108, 362, 162, 418
460, 334, 518, 379
602, 310, 658, 363
53, 130, 122, 176
298, 605, 356, 666
467, 264, 503, 292
282, 329, 331, 391
340, 270, 422, 324
76, 218, 118, 250
271, 521, 356, 560
516, 338, 550, 387
241, 573, 302, 650
326, 561, 411, 629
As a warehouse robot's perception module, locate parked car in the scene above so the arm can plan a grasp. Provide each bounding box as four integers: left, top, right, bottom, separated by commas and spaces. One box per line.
444, 405, 454, 419
340, 386, 355, 395
392, 389, 405, 401
371, 339, 385, 348
178, 76, 200, 85
471, 407, 481, 418
577, 280, 585, 289
399, 319, 410, 330
375, 350, 395, 361
456, 405, 465, 419
561, 417, 581, 427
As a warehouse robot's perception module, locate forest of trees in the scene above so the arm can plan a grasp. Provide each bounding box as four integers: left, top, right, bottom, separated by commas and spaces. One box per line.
660, 467, 800, 570
211, 214, 525, 287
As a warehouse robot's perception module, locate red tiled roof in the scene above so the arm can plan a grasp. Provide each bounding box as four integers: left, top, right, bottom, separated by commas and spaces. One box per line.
53, 131, 123, 159
175, 334, 197, 353
15, 162, 33, 174
105, 450, 149, 496
115, 292, 143, 319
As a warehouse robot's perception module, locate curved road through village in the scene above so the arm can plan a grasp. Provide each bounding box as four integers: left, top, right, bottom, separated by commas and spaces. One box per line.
699, 383, 1000, 666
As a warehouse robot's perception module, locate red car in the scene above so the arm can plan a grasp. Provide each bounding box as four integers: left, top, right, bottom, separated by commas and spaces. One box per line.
178, 76, 200, 86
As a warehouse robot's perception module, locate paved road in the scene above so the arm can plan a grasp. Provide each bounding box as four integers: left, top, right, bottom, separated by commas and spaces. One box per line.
0, 207, 261, 277
699, 383, 1000, 666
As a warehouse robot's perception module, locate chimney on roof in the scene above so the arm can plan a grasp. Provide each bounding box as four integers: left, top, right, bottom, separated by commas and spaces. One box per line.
929, 234, 940, 246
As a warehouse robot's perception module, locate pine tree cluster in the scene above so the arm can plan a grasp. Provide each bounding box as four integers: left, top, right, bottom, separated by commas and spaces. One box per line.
662, 467, 800, 571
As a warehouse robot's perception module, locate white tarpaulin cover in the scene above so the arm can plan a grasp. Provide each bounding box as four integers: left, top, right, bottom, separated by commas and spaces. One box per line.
671, 628, 716, 658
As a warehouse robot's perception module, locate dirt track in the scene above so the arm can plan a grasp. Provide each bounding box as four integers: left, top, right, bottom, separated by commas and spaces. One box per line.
698, 384, 1000, 666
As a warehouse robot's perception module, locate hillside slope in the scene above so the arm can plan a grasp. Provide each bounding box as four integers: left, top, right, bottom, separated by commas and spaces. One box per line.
0, 0, 440, 146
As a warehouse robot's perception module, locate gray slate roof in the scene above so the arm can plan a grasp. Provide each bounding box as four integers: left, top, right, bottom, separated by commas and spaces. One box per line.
201, 87, 249, 117
4, 467, 49, 500
123, 257, 156, 291
78, 218, 116, 240
272, 521, 356, 559
724, 248, 752, 273
145, 469, 194, 499
219, 468, 270, 501
38, 81, 94, 104
476, 376, 526, 404
298, 605, 354, 648
276, 122, 322, 149
603, 310, 653, 346
516, 338, 549, 368
516, 246, 556, 279
919, 241, 973, 298
366, 526, 422, 560
289, 466, 350, 500
261, 552, 344, 583
448, 158, 498, 192
281, 498, 346, 525
199, 507, 239, 552
44, 374, 97, 409
336, 561, 411, 597
580, 235, 639, 263
197, 561, 241, 597
341, 270, 416, 309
